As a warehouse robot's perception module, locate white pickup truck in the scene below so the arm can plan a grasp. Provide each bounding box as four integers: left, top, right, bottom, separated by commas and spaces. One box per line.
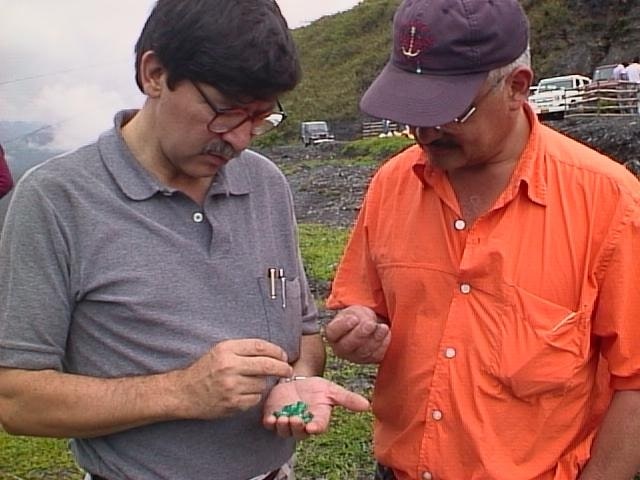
528, 74, 591, 119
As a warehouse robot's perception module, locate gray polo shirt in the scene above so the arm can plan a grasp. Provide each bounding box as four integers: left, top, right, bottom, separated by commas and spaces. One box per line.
0, 110, 319, 479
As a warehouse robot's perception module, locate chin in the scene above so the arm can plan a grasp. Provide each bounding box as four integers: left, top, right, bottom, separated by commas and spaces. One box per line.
427, 149, 467, 171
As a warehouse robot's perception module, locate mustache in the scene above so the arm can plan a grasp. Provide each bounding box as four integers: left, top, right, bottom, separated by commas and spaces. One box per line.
202, 141, 239, 160
426, 138, 459, 149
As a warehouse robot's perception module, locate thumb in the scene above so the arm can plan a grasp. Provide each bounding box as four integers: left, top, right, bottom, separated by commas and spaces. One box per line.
326, 383, 371, 412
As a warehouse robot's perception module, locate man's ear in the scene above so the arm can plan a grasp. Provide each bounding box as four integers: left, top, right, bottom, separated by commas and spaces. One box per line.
137, 51, 166, 98
506, 67, 534, 107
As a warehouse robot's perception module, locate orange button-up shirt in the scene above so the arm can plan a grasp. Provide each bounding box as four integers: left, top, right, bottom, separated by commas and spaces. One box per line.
327, 110, 640, 480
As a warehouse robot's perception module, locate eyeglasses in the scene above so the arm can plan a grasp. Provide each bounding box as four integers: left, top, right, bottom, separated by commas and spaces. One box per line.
192, 82, 287, 136
414, 74, 506, 140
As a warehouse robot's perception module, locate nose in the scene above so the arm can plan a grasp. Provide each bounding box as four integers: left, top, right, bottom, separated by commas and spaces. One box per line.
220, 119, 254, 151
414, 126, 444, 144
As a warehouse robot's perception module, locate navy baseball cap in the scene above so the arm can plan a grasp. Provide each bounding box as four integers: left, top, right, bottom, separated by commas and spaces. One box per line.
360, 0, 530, 127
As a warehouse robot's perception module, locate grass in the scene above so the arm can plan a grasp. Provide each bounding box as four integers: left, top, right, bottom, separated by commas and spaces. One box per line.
339, 136, 414, 164
0, 435, 81, 479
298, 223, 351, 282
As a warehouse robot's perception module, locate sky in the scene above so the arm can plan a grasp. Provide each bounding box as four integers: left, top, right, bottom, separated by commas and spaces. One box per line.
0, 0, 362, 151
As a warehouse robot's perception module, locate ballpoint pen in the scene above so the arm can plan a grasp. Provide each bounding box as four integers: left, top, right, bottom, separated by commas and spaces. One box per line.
267, 267, 277, 299
278, 268, 286, 309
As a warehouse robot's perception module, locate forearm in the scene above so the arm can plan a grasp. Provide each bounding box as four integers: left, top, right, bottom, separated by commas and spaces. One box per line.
0, 367, 183, 438
579, 390, 640, 480
291, 334, 325, 377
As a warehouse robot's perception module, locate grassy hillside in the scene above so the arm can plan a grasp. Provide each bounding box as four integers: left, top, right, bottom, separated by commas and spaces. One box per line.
263, 0, 640, 145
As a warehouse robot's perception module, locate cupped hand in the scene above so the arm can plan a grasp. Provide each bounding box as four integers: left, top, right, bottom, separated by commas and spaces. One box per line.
325, 305, 391, 364
262, 376, 370, 440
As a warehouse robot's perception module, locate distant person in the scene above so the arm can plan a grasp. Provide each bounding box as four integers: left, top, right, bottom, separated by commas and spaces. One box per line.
612, 61, 629, 81
0, 1, 369, 480
613, 62, 632, 112
325, 0, 640, 479
0, 143, 13, 199
625, 56, 640, 83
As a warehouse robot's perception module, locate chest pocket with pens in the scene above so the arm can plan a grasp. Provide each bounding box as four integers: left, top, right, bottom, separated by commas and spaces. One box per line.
257, 267, 303, 361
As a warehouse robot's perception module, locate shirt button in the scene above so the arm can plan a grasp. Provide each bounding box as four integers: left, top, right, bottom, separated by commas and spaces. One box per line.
460, 283, 471, 294
444, 347, 457, 359
422, 472, 433, 480
454, 219, 466, 231
432, 409, 443, 421
192, 212, 204, 223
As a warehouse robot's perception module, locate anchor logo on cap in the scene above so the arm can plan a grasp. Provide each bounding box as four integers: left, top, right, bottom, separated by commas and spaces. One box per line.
397, 22, 435, 73
402, 26, 421, 58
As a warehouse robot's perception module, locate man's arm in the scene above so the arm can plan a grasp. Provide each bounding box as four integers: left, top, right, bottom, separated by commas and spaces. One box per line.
579, 390, 640, 479
290, 333, 326, 377
0, 339, 292, 438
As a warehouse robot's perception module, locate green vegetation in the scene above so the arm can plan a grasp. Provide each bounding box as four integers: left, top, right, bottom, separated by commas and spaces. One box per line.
340, 136, 414, 164
298, 223, 350, 282
0, 434, 81, 479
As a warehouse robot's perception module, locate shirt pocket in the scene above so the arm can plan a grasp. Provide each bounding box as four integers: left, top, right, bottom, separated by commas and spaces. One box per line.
487, 285, 588, 400
256, 276, 302, 363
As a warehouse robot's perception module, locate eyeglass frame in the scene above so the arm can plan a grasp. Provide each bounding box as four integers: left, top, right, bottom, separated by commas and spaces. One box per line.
414, 73, 507, 137
192, 82, 287, 136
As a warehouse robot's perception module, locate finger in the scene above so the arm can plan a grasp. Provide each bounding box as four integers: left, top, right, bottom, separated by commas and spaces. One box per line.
325, 311, 360, 343
289, 417, 310, 441
222, 338, 289, 362
241, 356, 293, 379
325, 383, 370, 412
304, 416, 330, 435
332, 323, 381, 356
370, 328, 391, 360
274, 415, 308, 439
262, 413, 278, 431
353, 325, 391, 362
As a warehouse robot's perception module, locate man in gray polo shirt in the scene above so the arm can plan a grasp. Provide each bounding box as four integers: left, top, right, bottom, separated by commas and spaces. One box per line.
0, 1, 369, 479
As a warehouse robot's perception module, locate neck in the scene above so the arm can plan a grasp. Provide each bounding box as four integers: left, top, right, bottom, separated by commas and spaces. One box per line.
449, 109, 531, 223
121, 106, 214, 205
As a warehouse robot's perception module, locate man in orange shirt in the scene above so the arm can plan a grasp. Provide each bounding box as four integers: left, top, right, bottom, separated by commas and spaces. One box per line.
325, 0, 640, 479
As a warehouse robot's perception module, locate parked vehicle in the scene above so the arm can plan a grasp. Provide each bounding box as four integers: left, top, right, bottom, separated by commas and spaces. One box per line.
585, 64, 639, 114
300, 121, 335, 146
528, 74, 591, 119
592, 64, 617, 83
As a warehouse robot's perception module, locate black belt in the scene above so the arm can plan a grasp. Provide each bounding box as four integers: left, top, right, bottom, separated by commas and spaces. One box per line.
89, 468, 281, 480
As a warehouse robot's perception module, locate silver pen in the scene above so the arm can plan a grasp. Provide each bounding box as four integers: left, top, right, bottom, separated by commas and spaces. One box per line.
278, 268, 286, 309
267, 267, 277, 299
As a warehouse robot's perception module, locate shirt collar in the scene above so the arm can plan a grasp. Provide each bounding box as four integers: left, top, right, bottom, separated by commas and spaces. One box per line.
411, 103, 548, 207
98, 110, 251, 201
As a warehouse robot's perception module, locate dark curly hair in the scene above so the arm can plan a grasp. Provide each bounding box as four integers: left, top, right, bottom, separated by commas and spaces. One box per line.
134, 0, 301, 101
